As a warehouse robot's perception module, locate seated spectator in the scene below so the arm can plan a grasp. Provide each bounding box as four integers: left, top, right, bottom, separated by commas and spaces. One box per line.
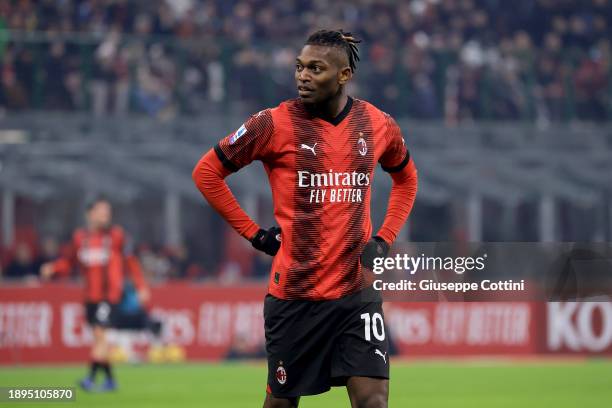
39, 236, 60, 264
3, 242, 39, 280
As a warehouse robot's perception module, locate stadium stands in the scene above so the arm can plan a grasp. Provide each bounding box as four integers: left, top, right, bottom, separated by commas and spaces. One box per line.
0, 0, 610, 121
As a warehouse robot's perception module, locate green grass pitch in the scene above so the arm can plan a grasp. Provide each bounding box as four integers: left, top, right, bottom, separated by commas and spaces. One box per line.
1, 360, 611, 407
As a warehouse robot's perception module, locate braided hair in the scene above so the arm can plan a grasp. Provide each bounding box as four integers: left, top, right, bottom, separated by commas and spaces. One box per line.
305, 29, 362, 73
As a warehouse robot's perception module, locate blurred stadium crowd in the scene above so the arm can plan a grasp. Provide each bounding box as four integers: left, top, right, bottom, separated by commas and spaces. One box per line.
0, 0, 610, 122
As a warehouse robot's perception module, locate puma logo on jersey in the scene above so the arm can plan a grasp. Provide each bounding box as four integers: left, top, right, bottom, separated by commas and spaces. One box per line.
375, 349, 387, 364
300, 143, 317, 156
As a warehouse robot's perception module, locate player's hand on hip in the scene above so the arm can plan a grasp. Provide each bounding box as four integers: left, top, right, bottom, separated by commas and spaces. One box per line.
360, 236, 390, 270
251, 227, 282, 256
40, 263, 55, 280
138, 288, 151, 305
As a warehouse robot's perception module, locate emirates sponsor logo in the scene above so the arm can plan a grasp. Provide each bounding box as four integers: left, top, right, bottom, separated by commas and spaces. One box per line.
77, 248, 110, 266
297, 170, 370, 203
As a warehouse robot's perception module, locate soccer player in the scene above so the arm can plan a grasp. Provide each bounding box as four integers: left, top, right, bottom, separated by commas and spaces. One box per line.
192, 30, 417, 408
40, 197, 150, 392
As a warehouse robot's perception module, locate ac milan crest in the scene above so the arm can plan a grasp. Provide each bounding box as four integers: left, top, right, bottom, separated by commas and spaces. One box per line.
276, 365, 287, 385
357, 136, 367, 156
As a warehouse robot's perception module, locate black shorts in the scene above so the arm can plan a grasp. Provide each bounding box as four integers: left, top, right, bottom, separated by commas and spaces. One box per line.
85, 302, 118, 327
264, 286, 390, 398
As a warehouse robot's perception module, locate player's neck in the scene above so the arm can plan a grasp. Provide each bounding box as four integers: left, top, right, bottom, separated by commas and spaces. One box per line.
326, 94, 349, 119
87, 224, 108, 233
309, 93, 349, 122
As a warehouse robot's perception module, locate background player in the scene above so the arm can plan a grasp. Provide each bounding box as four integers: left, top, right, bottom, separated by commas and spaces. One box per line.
41, 197, 150, 392
193, 30, 417, 408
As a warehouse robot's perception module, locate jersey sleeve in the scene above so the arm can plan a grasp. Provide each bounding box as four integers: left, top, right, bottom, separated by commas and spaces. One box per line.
379, 115, 410, 173
111, 226, 125, 250
376, 114, 418, 244
192, 149, 261, 240
376, 159, 418, 244
52, 231, 80, 278
214, 109, 274, 172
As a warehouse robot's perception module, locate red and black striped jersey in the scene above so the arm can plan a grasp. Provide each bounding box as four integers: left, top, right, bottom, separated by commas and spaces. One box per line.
52, 226, 146, 303
214, 97, 410, 300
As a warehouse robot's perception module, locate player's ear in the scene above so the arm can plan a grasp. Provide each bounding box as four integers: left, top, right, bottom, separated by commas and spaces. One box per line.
338, 66, 352, 85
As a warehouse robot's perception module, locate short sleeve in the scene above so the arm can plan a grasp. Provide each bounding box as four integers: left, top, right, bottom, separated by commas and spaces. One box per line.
121, 232, 136, 256
379, 115, 410, 173
110, 226, 125, 251
214, 109, 274, 172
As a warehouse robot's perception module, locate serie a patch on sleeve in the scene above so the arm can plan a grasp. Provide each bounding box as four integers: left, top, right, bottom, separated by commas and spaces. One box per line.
229, 124, 247, 145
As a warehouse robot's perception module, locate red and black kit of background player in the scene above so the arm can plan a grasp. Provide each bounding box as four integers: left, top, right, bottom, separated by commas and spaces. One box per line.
193, 30, 417, 408
41, 196, 151, 392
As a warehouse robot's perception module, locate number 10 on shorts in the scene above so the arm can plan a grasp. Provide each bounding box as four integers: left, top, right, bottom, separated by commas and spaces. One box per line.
360, 313, 385, 341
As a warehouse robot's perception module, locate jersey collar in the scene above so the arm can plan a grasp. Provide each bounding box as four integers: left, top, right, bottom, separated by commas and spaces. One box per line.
303, 96, 354, 126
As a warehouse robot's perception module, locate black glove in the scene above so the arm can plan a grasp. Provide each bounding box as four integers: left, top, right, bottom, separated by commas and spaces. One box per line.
251, 227, 282, 256
360, 236, 390, 270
